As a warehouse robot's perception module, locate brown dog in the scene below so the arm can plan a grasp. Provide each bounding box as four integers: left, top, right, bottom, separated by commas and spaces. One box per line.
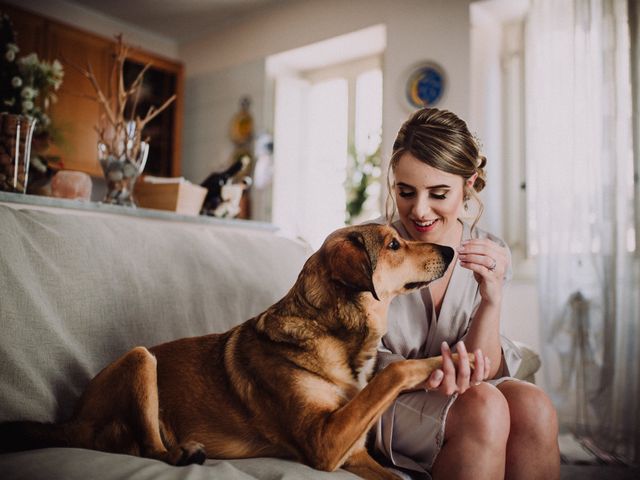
0, 224, 470, 479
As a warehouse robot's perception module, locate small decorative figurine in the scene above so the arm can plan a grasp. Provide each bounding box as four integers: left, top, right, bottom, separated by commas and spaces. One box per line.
201, 97, 255, 218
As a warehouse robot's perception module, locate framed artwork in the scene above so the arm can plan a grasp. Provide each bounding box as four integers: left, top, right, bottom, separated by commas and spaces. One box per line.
404, 61, 447, 109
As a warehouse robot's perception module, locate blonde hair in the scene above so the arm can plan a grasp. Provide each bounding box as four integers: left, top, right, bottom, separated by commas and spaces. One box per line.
385, 107, 487, 232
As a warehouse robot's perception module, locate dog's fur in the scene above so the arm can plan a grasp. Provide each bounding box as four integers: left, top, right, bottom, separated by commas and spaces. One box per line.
0, 224, 470, 479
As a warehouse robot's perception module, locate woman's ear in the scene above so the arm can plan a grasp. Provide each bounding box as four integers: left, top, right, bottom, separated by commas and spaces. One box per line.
466, 172, 478, 188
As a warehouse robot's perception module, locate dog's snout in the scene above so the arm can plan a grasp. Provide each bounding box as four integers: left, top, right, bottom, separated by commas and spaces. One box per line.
437, 245, 455, 266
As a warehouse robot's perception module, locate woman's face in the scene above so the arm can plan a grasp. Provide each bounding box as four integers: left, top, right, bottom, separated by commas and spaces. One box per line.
393, 152, 473, 246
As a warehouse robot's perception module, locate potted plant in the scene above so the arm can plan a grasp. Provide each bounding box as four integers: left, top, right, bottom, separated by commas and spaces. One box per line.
0, 13, 64, 193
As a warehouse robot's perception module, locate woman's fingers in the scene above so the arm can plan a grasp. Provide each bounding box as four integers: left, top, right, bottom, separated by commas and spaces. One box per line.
426, 369, 444, 390
471, 348, 484, 385
440, 342, 458, 395
430, 342, 489, 395
460, 238, 506, 258
458, 239, 507, 276
455, 341, 471, 393
484, 355, 492, 379
458, 253, 497, 271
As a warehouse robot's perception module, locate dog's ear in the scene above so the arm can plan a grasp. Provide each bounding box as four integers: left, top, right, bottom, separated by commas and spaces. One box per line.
328, 231, 379, 300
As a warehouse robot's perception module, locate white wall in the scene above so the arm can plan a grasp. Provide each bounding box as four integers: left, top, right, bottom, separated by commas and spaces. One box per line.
182, 61, 266, 186
470, 3, 504, 237
179, 0, 472, 192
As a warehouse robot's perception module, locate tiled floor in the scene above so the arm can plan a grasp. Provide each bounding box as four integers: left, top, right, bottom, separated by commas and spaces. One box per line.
561, 465, 640, 480
559, 434, 639, 480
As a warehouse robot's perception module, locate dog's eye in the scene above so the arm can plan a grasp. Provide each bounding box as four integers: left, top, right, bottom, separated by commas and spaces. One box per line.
388, 239, 400, 251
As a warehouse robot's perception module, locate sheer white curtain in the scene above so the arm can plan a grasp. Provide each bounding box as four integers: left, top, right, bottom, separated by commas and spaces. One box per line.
525, 0, 640, 463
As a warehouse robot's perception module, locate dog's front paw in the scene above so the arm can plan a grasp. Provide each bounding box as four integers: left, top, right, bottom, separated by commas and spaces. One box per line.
176, 441, 206, 466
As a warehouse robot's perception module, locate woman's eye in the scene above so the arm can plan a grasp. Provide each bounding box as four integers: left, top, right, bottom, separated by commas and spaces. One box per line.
389, 239, 400, 250
430, 193, 447, 200
398, 191, 414, 198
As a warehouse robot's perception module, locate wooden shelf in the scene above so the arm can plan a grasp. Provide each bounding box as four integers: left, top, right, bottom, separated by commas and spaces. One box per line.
0, 191, 277, 231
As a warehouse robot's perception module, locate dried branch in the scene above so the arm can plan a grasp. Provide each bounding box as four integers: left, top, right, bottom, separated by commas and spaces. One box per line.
140, 94, 177, 129
64, 55, 117, 126
128, 63, 151, 124
71, 35, 176, 167
127, 63, 152, 96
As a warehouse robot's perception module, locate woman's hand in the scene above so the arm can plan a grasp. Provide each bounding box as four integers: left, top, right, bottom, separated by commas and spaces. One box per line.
425, 341, 491, 395
457, 239, 508, 305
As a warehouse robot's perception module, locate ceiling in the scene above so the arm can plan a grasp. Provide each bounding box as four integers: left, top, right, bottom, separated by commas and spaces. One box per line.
65, 0, 289, 43
61, 0, 528, 46
471, 0, 529, 23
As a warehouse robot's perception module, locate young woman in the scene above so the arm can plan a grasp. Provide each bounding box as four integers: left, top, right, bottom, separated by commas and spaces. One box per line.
374, 108, 560, 480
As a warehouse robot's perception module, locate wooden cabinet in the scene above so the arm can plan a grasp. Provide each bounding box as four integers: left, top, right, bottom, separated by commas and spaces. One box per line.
1, 3, 46, 57
47, 24, 114, 176
0, 3, 183, 178
124, 50, 184, 177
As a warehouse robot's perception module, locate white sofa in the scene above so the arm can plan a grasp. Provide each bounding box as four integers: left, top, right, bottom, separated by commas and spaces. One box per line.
0, 199, 363, 480
0, 196, 541, 480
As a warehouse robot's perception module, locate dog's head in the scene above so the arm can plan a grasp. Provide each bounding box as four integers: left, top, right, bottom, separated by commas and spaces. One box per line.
321, 223, 454, 301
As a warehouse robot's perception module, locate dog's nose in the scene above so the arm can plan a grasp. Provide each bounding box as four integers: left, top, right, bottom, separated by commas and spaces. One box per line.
437, 245, 455, 265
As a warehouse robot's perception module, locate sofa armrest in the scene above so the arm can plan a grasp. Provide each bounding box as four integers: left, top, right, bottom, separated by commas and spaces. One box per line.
512, 340, 542, 383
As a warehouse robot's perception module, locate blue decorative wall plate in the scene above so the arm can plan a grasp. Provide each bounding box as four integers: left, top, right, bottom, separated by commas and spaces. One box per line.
405, 62, 446, 109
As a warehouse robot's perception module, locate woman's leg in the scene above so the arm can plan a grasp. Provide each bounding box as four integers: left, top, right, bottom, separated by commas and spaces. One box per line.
497, 381, 560, 480
431, 383, 510, 480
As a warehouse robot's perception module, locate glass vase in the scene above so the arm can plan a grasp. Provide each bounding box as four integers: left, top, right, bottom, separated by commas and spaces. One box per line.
98, 141, 149, 206
0, 113, 37, 193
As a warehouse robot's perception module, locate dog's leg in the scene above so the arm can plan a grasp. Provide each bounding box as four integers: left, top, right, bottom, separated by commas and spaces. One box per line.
342, 450, 402, 480
123, 347, 206, 466
76, 347, 206, 466
304, 354, 473, 472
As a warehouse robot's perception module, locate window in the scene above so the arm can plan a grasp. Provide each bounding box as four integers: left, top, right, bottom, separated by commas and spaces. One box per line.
349, 68, 383, 225
501, 21, 530, 259
470, 1, 533, 271
271, 54, 383, 249
302, 57, 383, 245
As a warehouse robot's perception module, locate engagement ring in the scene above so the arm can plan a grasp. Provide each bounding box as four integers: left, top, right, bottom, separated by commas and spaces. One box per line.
488, 258, 497, 271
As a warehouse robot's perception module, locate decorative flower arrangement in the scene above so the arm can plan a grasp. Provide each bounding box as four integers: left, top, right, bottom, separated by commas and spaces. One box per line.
0, 13, 64, 193
0, 13, 64, 138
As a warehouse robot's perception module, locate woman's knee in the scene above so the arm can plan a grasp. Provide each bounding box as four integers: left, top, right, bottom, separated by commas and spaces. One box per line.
446, 383, 510, 444
499, 381, 559, 441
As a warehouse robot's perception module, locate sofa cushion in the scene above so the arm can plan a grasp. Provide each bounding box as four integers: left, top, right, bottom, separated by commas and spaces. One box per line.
0, 448, 359, 480
512, 340, 542, 383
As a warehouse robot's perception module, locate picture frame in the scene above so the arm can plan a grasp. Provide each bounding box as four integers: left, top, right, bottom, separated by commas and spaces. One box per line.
403, 61, 447, 109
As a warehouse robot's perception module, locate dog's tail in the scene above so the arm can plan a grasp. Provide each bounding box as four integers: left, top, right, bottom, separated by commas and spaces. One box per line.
0, 420, 78, 452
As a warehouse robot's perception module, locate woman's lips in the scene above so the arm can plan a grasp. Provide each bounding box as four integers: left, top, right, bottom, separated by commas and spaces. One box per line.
412, 218, 439, 233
